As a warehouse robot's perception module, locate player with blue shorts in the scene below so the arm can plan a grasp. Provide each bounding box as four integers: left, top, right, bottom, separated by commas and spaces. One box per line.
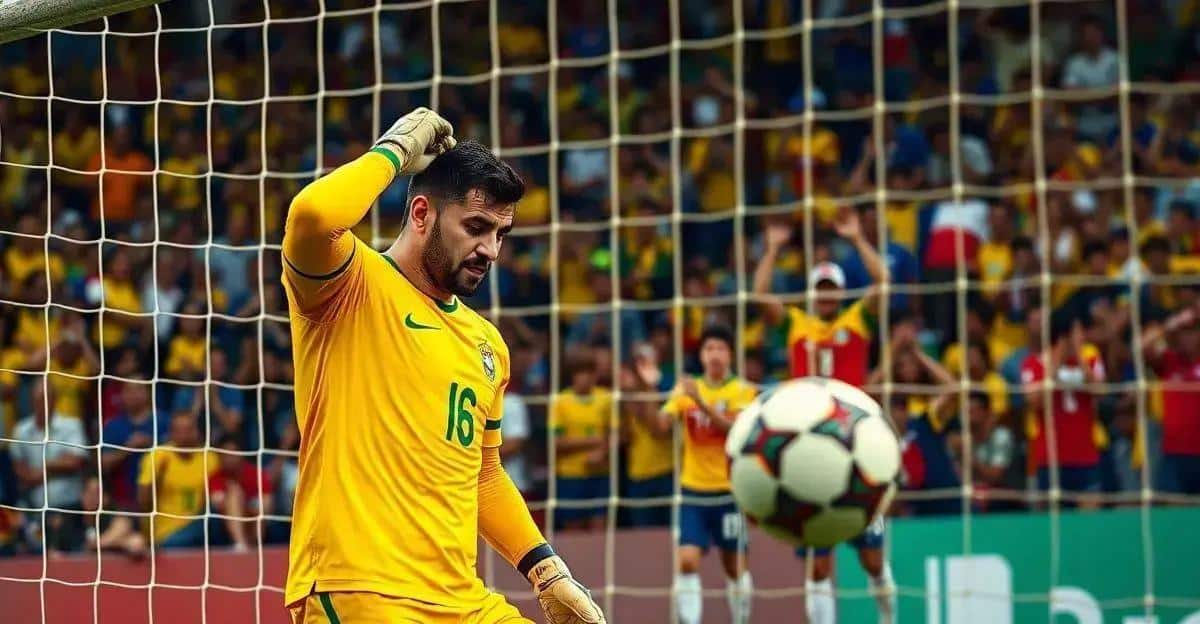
657, 326, 758, 624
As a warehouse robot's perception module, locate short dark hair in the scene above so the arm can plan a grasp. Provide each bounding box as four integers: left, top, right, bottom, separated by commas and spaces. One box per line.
565, 350, 596, 379
1049, 309, 1077, 344
1082, 238, 1108, 261
1170, 200, 1196, 220
1140, 235, 1170, 257
1080, 14, 1105, 31
698, 325, 736, 352
966, 292, 996, 326
968, 391, 991, 410
1011, 235, 1034, 253
403, 140, 525, 227
967, 340, 993, 368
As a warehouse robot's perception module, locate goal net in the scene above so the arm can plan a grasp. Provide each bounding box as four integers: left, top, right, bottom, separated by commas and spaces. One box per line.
1, 0, 1198, 622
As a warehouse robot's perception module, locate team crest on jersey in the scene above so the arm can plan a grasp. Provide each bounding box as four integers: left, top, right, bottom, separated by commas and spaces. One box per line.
835, 328, 849, 344
479, 341, 496, 382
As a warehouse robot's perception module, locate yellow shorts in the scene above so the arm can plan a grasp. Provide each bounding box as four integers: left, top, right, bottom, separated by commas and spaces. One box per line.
288, 590, 532, 624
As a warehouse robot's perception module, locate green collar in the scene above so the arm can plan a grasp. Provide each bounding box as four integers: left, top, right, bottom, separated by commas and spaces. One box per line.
380, 252, 458, 313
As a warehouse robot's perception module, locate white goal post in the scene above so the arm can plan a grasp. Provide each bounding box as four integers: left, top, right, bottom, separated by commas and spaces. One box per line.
0, 0, 162, 43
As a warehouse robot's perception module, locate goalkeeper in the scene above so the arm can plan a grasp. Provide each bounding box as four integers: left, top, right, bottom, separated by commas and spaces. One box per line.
281, 108, 605, 624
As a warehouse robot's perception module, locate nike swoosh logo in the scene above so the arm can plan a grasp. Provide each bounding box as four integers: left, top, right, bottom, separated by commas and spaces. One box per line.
404, 313, 439, 331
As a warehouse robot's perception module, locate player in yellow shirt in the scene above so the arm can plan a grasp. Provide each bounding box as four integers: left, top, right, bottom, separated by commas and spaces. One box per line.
658, 326, 758, 624
550, 352, 613, 531
282, 108, 604, 624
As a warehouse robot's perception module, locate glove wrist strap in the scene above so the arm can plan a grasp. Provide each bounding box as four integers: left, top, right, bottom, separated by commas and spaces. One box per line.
517, 543, 556, 578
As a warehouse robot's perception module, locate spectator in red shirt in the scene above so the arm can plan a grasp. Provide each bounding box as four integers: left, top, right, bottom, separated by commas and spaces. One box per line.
1141, 300, 1200, 494
1021, 315, 1106, 508
753, 209, 889, 386
209, 435, 273, 551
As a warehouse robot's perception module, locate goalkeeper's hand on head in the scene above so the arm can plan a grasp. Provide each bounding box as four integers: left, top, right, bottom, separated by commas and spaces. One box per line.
527, 554, 606, 624
373, 107, 456, 175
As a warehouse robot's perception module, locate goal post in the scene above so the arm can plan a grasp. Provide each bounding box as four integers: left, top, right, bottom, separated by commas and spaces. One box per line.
0, 0, 163, 43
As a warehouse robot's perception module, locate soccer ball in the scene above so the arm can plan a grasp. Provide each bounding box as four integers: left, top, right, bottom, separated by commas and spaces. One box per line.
725, 377, 900, 548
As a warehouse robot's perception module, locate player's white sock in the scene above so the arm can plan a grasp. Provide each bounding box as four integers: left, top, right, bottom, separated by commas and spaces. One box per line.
807, 578, 836, 624
868, 563, 896, 624
725, 571, 753, 624
675, 573, 703, 624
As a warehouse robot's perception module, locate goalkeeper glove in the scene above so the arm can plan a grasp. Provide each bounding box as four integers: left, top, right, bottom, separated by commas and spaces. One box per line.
372, 107, 456, 175
526, 552, 606, 624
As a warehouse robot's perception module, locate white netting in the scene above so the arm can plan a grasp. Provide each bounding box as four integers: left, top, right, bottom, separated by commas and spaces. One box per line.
1, 0, 1199, 622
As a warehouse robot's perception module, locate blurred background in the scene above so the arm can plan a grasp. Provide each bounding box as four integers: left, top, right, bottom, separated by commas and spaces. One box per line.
0, 0, 1199, 621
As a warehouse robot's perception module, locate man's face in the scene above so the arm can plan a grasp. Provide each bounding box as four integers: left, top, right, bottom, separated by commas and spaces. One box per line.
572, 368, 596, 392
1013, 248, 1036, 272
122, 383, 149, 414
969, 399, 989, 428
1025, 309, 1043, 344
423, 190, 514, 296
815, 282, 842, 319
1082, 23, 1104, 51
699, 338, 732, 378
169, 414, 200, 448
1148, 249, 1169, 273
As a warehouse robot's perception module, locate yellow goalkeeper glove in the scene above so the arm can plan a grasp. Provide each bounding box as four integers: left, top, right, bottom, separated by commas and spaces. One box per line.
371, 107, 456, 175
526, 553, 606, 624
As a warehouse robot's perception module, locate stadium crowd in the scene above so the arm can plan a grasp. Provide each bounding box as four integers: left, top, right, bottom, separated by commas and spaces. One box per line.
0, 0, 1198, 556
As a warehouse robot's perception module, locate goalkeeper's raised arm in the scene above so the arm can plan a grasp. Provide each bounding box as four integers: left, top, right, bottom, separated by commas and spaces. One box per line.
282, 107, 455, 310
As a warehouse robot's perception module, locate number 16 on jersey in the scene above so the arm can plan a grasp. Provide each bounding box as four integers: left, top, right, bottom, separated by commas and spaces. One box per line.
447, 381, 477, 447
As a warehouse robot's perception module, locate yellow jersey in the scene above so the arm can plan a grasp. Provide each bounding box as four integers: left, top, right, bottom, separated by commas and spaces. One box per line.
159, 154, 207, 212
97, 277, 142, 349
885, 201, 919, 252
14, 309, 61, 351
4, 248, 64, 286
549, 388, 614, 479
662, 376, 757, 492
625, 410, 673, 481
48, 356, 91, 421
282, 236, 510, 608
977, 242, 1012, 292
165, 334, 207, 379
137, 448, 218, 543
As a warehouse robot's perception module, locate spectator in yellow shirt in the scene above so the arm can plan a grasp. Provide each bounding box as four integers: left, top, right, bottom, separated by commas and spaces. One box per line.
29, 312, 100, 422
549, 350, 614, 531
137, 412, 220, 548
87, 248, 147, 355
622, 343, 674, 527
164, 302, 207, 381
4, 214, 65, 301
52, 109, 101, 209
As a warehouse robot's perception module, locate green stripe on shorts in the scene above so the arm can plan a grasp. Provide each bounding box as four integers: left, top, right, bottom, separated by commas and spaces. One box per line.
318, 593, 342, 624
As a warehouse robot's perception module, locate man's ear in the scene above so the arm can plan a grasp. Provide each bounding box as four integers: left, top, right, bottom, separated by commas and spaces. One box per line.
408, 195, 434, 234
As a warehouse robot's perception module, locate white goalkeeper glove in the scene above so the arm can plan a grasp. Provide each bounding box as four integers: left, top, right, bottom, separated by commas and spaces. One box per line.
527, 554, 606, 624
372, 107, 456, 175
